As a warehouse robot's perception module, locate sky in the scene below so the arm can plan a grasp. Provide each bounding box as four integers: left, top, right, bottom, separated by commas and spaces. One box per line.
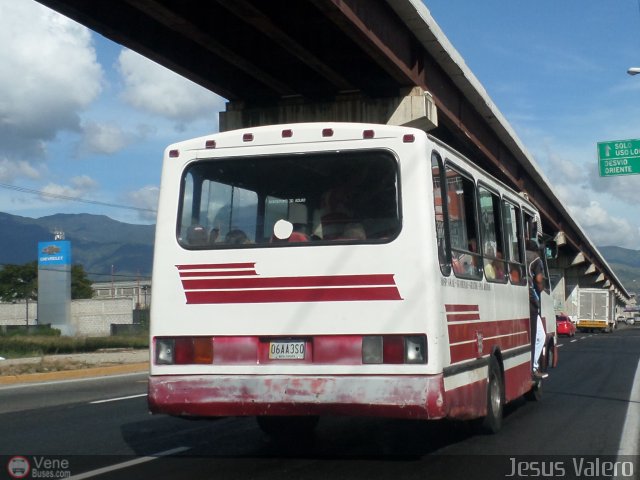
2, 1, 640, 249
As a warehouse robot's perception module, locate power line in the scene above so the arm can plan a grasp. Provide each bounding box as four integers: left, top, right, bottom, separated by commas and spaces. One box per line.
0, 182, 157, 213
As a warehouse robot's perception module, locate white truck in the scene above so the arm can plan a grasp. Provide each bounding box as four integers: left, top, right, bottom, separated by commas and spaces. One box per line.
576, 288, 616, 333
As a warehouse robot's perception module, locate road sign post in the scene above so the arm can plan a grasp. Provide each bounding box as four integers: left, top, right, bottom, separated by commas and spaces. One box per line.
598, 139, 640, 177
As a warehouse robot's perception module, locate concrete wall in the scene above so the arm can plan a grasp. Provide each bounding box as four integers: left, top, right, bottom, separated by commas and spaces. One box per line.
70, 298, 135, 336
0, 297, 135, 336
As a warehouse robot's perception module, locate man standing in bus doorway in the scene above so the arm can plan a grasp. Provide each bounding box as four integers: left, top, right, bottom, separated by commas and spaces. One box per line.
527, 236, 549, 380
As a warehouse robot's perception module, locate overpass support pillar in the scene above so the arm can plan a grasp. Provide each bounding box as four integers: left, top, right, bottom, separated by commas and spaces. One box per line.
219, 87, 438, 132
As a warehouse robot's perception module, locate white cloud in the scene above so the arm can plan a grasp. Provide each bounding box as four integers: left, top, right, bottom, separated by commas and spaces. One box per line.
117, 48, 225, 124
0, 0, 103, 171
41, 175, 99, 202
77, 121, 134, 156
0, 158, 41, 182
125, 185, 159, 222
568, 201, 640, 248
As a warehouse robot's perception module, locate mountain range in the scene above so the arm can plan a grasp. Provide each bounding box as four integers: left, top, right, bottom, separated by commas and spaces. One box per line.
0, 212, 154, 281
596, 246, 640, 296
0, 212, 639, 293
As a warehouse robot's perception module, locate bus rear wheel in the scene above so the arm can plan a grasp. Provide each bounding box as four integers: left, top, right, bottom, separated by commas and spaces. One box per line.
479, 357, 504, 434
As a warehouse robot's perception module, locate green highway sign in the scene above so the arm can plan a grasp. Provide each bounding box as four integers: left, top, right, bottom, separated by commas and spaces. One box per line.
598, 139, 640, 177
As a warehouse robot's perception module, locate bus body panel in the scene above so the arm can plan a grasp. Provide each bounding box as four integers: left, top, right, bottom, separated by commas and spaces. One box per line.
149, 123, 554, 422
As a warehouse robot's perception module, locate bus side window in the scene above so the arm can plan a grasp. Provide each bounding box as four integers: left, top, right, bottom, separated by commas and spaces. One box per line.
502, 201, 526, 285
431, 152, 451, 276
478, 186, 507, 283
444, 165, 481, 280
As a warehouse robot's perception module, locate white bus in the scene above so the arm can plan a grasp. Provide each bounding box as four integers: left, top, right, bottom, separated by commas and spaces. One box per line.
148, 122, 557, 434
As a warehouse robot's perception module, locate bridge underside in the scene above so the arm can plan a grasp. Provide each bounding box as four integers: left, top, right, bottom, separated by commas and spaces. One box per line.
36, 0, 630, 306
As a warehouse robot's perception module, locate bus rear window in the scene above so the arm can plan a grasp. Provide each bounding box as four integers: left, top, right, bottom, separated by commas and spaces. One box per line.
177, 150, 400, 248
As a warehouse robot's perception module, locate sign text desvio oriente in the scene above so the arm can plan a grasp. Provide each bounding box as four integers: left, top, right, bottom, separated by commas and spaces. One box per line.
598, 138, 640, 177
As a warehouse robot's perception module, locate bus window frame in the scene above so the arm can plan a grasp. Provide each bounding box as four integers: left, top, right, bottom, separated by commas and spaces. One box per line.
476, 182, 508, 284
175, 150, 404, 250
431, 151, 452, 277
443, 160, 482, 281
501, 198, 527, 286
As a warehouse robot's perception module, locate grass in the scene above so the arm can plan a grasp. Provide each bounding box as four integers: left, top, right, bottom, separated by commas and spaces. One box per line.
0, 334, 149, 359
0, 359, 124, 376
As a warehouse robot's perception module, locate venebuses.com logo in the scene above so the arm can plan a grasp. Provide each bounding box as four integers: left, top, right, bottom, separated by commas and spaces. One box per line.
6, 455, 71, 479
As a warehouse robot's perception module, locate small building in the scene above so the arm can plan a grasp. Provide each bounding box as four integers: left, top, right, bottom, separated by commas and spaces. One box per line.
92, 280, 152, 309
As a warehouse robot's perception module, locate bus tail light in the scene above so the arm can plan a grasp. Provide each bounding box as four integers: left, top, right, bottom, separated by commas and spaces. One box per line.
155, 337, 213, 365
382, 336, 404, 364
362, 335, 427, 364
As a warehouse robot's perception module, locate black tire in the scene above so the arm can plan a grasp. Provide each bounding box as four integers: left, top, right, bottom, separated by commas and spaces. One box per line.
479, 357, 504, 434
256, 415, 319, 438
541, 340, 555, 372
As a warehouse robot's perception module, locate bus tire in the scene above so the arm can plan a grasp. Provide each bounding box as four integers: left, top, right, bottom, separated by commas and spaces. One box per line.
541, 339, 555, 372
479, 357, 504, 434
525, 378, 543, 402
256, 415, 319, 438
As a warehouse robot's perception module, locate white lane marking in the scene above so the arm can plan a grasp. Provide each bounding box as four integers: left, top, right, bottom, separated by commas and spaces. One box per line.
90, 393, 147, 404
557, 344, 564, 347
570, 339, 577, 343
68, 446, 190, 479
615, 356, 640, 480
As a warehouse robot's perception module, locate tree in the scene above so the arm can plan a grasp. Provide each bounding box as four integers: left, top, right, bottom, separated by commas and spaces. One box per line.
71, 264, 94, 299
0, 261, 38, 327
0, 261, 94, 302
0, 262, 38, 303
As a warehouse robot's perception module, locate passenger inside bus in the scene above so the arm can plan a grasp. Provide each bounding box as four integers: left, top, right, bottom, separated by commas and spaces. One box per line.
186, 224, 208, 246
484, 247, 506, 281
209, 227, 220, 245
225, 229, 250, 244
288, 203, 311, 242
453, 238, 479, 276
341, 223, 366, 240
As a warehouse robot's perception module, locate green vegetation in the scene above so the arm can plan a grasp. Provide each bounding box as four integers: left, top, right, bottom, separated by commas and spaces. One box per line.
0, 262, 37, 306
0, 261, 95, 303
0, 334, 148, 359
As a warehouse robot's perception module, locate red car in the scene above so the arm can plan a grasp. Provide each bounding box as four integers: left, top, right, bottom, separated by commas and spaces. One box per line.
556, 314, 576, 337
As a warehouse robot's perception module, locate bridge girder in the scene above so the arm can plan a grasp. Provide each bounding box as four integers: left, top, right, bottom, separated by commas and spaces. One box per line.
35, 0, 630, 301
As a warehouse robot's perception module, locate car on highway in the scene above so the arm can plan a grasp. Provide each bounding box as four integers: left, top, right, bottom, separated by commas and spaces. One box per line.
556, 314, 576, 337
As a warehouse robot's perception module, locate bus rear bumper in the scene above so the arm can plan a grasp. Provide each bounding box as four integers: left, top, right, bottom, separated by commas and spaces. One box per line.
148, 374, 447, 419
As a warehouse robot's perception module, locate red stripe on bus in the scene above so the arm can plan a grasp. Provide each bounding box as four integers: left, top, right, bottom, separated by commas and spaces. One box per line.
176, 263, 256, 270
181, 274, 397, 290
444, 377, 487, 418
449, 332, 530, 364
504, 361, 534, 402
179, 270, 258, 278
449, 342, 478, 364
447, 318, 529, 344
184, 286, 402, 304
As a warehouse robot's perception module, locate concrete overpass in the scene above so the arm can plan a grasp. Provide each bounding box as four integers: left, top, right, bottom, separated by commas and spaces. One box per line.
36, 0, 631, 314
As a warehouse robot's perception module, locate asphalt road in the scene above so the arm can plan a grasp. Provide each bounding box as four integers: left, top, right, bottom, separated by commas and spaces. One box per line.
1, 327, 639, 480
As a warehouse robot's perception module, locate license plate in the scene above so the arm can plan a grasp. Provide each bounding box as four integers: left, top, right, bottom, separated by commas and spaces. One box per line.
269, 340, 306, 360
